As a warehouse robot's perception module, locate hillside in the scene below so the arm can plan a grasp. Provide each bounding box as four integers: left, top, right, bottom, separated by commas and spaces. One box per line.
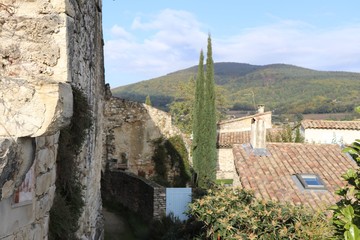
112, 62, 360, 114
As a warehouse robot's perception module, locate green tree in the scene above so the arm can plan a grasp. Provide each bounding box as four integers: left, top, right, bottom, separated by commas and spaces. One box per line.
169, 77, 196, 133
192, 35, 217, 187
145, 94, 152, 106
169, 77, 227, 134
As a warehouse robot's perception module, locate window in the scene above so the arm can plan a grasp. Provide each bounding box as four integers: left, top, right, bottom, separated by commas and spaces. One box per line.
295, 173, 326, 190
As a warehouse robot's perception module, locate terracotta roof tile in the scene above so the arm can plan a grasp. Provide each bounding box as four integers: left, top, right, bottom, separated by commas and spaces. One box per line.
233, 143, 358, 210
301, 119, 360, 130
217, 129, 281, 148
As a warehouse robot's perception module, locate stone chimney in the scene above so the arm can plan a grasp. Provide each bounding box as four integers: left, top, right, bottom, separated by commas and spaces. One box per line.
257, 104, 265, 114
250, 117, 267, 154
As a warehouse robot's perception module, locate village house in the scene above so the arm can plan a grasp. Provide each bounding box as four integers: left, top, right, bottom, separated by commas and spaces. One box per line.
216, 106, 273, 180
232, 115, 358, 209
301, 119, 360, 145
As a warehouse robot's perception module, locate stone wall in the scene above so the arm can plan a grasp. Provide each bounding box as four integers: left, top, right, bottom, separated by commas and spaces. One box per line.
104, 95, 182, 179
216, 148, 235, 180
0, 134, 58, 239
0, 0, 104, 239
66, 0, 105, 238
102, 170, 166, 221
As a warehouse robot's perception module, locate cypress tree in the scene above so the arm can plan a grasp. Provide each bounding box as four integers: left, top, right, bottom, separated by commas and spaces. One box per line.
204, 35, 217, 182
192, 50, 205, 178
192, 35, 217, 187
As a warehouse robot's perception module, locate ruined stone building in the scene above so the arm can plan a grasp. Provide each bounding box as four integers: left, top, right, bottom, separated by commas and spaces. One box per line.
0, 0, 104, 239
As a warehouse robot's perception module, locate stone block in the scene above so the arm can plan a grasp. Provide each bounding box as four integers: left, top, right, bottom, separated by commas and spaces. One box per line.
35, 168, 56, 197
0, 78, 73, 138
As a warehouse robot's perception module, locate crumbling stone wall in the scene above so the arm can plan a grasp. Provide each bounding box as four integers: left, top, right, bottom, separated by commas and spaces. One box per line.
104, 94, 181, 179
0, 0, 104, 239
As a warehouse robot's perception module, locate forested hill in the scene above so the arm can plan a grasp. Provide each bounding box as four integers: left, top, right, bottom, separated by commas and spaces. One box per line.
111, 62, 360, 114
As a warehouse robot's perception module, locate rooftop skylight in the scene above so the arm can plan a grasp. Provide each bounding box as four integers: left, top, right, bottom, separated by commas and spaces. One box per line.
295, 173, 326, 190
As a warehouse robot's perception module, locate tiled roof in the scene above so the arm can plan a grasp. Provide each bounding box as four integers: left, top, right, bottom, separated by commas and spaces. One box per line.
217, 131, 251, 148
233, 143, 358, 209
217, 128, 282, 148
301, 119, 360, 130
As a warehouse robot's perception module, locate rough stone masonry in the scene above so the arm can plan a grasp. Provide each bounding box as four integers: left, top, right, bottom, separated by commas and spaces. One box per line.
0, 0, 105, 239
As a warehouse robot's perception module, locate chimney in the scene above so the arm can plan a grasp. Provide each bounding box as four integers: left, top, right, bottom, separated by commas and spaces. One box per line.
257, 104, 265, 114
250, 117, 267, 154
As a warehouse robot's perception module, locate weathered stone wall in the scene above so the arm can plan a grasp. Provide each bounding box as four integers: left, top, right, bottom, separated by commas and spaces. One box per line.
216, 148, 235, 180
102, 171, 166, 221
66, 0, 105, 238
104, 95, 181, 179
0, 0, 104, 239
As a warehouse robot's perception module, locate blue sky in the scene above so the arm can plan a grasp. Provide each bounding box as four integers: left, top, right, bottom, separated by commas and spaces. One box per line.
103, 1, 360, 88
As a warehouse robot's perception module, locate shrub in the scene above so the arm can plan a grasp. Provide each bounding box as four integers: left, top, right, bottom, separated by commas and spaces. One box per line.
331, 139, 360, 240
187, 186, 334, 239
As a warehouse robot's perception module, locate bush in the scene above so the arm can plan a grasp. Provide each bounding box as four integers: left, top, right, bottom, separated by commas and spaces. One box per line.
187, 186, 334, 239
331, 140, 360, 240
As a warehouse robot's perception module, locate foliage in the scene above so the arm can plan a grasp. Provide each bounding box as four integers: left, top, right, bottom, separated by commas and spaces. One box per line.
331, 139, 360, 240
145, 94, 152, 106
112, 63, 360, 117
169, 77, 196, 133
169, 77, 228, 134
187, 186, 334, 240
151, 136, 191, 187
49, 87, 92, 240
192, 36, 217, 187
267, 123, 304, 143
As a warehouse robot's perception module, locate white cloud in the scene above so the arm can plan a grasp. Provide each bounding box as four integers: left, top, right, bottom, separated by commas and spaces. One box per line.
105, 9, 208, 86
104, 9, 360, 87
213, 21, 360, 72
110, 25, 134, 40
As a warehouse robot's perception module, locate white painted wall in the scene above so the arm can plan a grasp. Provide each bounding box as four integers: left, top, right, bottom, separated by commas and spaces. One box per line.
304, 128, 360, 145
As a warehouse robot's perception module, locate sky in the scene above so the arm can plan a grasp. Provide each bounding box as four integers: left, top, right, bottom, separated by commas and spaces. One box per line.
103, 1, 360, 88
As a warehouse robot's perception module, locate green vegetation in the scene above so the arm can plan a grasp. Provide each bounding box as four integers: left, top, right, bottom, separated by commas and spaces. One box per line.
151, 136, 191, 187
331, 139, 360, 240
267, 124, 304, 143
49, 87, 92, 240
145, 94, 152, 106
169, 76, 227, 134
112, 63, 360, 116
188, 186, 334, 239
192, 36, 217, 187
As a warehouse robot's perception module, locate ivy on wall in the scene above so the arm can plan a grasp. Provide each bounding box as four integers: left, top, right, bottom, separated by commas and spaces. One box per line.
151, 135, 191, 187
49, 87, 92, 240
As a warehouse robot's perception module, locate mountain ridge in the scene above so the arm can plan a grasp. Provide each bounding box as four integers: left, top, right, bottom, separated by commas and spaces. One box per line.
112, 62, 360, 115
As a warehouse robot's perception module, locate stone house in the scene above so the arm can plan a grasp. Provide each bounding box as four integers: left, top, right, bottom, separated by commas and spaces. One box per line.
300, 119, 360, 145
216, 106, 272, 180
232, 115, 357, 209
